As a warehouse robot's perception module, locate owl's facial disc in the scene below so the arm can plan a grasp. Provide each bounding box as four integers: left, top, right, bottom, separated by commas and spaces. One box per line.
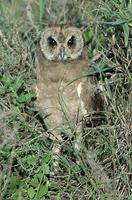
64, 27, 84, 60
40, 27, 84, 61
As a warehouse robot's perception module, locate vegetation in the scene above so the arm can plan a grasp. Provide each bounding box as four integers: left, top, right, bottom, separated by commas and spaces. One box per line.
0, 0, 131, 199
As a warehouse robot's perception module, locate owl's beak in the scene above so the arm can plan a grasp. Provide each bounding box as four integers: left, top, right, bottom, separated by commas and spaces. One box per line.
59, 46, 65, 60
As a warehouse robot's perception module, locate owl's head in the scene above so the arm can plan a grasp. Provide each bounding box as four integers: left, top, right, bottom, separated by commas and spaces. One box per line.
40, 26, 84, 61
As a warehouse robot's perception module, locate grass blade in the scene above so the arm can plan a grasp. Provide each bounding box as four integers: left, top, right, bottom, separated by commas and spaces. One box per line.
122, 23, 129, 47
39, 0, 45, 21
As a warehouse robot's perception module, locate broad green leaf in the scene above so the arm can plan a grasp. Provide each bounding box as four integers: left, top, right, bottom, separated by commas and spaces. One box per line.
41, 163, 49, 175
41, 154, 50, 164
26, 155, 36, 165
30, 177, 39, 188
27, 187, 35, 199
11, 76, 23, 92
122, 23, 129, 47
2, 74, 12, 87
83, 30, 93, 43
17, 93, 33, 103
37, 184, 48, 198
9, 176, 21, 188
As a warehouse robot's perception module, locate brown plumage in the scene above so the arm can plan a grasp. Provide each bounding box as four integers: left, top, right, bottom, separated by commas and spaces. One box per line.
34, 46, 89, 131
33, 25, 104, 171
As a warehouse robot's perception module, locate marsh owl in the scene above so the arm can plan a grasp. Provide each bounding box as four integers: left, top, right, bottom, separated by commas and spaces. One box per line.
33, 25, 104, 171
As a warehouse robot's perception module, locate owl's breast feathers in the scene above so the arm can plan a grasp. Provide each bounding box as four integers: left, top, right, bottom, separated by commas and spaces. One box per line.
34, 47, 89, 121
36, 47, 88, 85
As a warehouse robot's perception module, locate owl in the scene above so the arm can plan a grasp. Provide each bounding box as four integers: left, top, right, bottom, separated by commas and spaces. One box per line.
33, 25, 104, 172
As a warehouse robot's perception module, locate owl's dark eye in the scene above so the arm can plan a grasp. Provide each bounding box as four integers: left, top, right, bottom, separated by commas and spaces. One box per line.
67, 36, 76, 47
47, 36, 57, 47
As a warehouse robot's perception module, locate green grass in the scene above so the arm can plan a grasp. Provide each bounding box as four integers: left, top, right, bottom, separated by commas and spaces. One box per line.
0, 0, 132, 199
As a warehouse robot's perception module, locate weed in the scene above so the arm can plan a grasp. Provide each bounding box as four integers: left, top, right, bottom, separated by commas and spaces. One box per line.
0, 0, 131, 199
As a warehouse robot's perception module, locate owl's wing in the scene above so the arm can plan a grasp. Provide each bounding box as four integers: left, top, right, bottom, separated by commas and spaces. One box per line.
77, 78, 105, 126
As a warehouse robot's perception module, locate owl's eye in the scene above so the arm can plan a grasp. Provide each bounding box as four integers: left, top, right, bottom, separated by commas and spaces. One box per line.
67, 36, 76, 47
47, 36, 57, 47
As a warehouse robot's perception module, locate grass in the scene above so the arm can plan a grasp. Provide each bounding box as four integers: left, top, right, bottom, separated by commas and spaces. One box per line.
0, 0, 132, 199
